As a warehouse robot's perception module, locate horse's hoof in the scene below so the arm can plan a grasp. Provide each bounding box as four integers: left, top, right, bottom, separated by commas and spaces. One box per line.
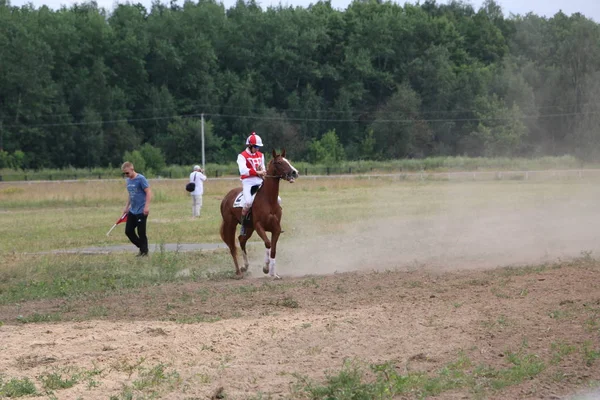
241, 266, 248, 273
263, 265, 269, 274
234, 273, 244, 280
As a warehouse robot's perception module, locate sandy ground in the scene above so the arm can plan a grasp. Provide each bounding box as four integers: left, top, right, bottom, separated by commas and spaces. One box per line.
2, 261, 600, 399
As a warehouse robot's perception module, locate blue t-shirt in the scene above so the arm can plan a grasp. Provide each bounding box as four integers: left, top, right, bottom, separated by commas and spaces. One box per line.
126, 174, 150, 215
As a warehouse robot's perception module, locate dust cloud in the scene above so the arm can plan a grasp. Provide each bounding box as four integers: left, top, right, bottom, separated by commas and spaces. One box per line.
274, 181, 600, 277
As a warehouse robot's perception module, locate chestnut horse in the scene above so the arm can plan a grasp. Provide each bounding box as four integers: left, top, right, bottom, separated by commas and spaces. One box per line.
220, 149, 299, 279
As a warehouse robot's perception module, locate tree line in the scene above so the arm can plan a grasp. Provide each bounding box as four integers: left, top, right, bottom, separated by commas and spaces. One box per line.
1, 0, 599, 169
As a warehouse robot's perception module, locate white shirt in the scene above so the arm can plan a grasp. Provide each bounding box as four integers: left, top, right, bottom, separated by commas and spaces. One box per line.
237, 150, 265, 179
189, 171, 207, 195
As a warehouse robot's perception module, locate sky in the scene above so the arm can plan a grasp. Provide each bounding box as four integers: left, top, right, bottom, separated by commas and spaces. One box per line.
9, 0, 600, 22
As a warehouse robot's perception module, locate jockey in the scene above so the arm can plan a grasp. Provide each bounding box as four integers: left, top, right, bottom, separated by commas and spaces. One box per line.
237, 132, 266, 234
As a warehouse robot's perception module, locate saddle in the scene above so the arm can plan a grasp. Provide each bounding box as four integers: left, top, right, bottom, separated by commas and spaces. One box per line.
233, 184, 261, 208
235, 184, 284, 234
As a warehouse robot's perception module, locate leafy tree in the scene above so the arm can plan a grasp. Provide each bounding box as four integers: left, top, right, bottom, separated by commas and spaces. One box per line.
252, 108, 304, 157
571, 72, 600, 160
0, 151, 9, 169
0, 150, 25, 169
369, 83, 432, 158
201, 120, 226, 163
75, 108, 105, 168
139, 143, 166, 173
359, 129, 377, 160
123, 149, 146, 173
307, 129, 345, 164
158, 117, 210, 165
1, 0, 599, 167
469, 95, 528, 156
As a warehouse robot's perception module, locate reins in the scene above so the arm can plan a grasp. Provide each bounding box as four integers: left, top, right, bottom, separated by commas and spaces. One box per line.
263, 157, 294, 180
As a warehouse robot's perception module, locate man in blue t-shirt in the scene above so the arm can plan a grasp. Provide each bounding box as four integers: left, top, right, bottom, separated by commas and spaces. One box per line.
121, 161, 152, 256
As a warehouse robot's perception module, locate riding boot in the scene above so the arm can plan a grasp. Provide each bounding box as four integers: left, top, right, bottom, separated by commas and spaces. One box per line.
239, 215, 245, 236
240, 207, 250, 236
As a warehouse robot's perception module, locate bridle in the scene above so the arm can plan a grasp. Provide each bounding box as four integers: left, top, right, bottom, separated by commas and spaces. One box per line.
264, 173, 294, 180
262, 156, 297, 181
264, 169, 296, 181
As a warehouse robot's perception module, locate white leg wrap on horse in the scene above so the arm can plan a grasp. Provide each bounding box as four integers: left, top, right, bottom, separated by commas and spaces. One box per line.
264, 248, 270, 265
269, 258, 280, 279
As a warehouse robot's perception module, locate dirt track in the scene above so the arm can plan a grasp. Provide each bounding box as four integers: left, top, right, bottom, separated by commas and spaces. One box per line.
2, 257, 600, 399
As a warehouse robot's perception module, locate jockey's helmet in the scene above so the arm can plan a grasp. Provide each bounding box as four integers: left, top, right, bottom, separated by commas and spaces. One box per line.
246, 132, 264, 147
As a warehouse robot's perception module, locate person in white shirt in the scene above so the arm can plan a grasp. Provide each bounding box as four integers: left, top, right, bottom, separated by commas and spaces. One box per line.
189, 165, 207, 218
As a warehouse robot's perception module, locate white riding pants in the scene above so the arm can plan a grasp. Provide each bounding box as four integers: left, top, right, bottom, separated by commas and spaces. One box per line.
242, 177, 263, 210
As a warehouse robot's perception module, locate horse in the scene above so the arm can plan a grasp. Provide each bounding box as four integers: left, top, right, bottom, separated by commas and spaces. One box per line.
220, 149, 299, 279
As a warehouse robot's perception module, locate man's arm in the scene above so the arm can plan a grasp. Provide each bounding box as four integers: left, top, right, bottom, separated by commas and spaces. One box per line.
143, 187, 152, 215
123, 197, 130, 214
257, 155, 266, 177
237, 154, 255, 176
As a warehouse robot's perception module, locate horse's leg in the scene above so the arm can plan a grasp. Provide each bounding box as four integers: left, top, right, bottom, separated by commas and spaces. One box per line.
255, 223, 270, 274
238, 226, 254, 273
267, 227, 282, 279
220, 218, 242, 278
263, 247, 270, 273
254, 222, 281, 279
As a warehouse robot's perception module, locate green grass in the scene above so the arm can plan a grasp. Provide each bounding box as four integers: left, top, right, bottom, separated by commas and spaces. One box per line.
548, 309, 571, 320
1, 366, 104, 396
107, 361, 180, 399
0, 376, 37, 397
39, 369, 79, 390
292, 351, 546, 399
0, 363, 176, 398
551, 341, 577, 364
2, 177, 600, 309
132, 363, 181, 391
16, 312, 62, 324
2, 175, 599, 253
0, 155, 588, 182
495, 264, 550, 277
582, 341, 600, 367
86, 305, 109, 318
0, 251, 234, 306
276, 296, 300, 308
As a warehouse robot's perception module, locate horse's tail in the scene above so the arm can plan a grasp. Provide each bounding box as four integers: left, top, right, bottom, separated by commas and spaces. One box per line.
220, 189, 238, 259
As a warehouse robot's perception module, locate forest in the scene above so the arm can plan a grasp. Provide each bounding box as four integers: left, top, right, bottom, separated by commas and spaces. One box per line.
0, 0, 599, 169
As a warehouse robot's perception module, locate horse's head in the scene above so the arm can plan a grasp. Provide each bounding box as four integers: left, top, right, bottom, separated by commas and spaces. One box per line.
268, 149, 299, 183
